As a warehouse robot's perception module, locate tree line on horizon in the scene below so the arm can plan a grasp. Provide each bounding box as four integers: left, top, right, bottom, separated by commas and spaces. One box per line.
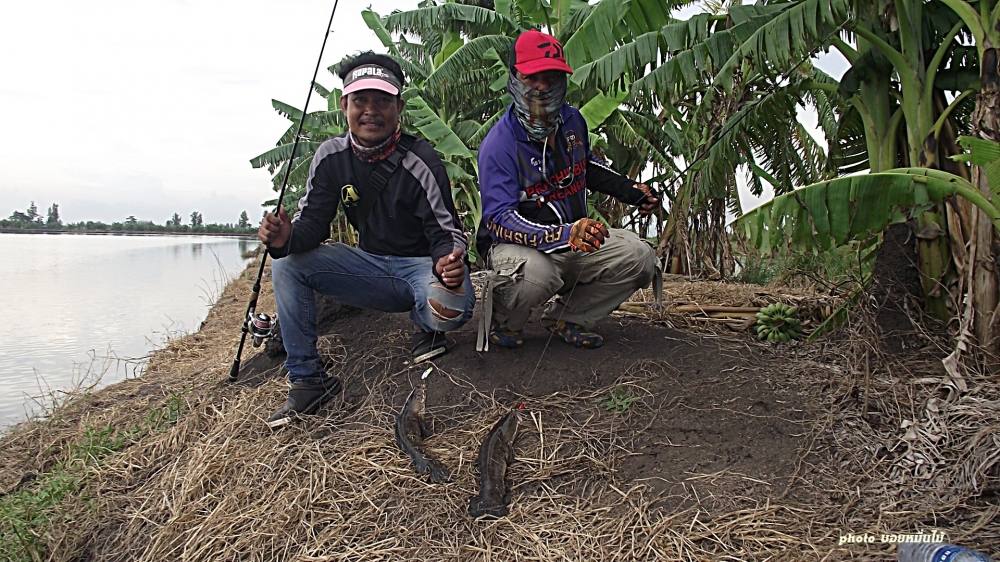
1, 201, 258, 234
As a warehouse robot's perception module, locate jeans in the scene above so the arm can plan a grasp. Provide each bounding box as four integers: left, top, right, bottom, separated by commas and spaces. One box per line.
271, 243, 475, 381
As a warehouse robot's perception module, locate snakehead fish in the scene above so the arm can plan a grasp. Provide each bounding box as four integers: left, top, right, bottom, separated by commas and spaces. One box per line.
394, 384, 450, 483
468, 409, 520, 518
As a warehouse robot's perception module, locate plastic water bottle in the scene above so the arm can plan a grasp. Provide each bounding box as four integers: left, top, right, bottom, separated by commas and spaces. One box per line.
898, 543, 993, 561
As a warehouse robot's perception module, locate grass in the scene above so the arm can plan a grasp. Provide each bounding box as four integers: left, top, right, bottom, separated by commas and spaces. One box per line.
6, 261, 998, 560
734, 243, 871, 288
601, 386, 639, 414
0, 394, 185, 562
734, 254, 778, 285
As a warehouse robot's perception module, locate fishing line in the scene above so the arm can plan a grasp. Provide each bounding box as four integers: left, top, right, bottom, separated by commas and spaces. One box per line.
525, 20, 849, 385
228, 0, 342, 381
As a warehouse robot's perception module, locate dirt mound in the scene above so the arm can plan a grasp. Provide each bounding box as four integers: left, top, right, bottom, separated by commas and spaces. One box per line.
871, 222, 930, 352
1, 262, 997, 561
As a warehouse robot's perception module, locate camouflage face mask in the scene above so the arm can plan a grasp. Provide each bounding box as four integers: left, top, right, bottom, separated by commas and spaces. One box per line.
507, 71, 567, 142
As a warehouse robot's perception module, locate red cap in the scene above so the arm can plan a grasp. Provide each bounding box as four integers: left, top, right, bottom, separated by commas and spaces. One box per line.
512, 29, 573, 75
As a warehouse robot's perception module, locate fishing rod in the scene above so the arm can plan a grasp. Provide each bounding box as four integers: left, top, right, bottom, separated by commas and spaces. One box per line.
228, 0, 341, 382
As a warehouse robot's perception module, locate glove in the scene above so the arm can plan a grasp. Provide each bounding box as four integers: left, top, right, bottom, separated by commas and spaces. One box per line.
568, 218, 609, 253
634, 183, 659, 216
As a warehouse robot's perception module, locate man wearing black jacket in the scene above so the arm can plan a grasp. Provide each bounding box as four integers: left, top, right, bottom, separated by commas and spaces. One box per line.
259, 52, 474, 428
477, 30, 658, 350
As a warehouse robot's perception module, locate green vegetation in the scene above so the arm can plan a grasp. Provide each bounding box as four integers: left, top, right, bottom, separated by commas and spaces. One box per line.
735, 243, 868, 287
602, 386, 639, 415
252, 1, 999, 348
252, 0, 679, 263
0, 395, 185, 562
1, 201, 257, 235
736, 167, 1000, 263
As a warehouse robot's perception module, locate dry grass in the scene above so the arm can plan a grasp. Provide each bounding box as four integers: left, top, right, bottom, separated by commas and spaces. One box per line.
614, 277, 844, 338
1, 263, 997, 561
792, 304, 1000, 554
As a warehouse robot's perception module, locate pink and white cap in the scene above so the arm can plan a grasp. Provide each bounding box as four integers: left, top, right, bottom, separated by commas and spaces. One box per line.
342, 64, 402, 96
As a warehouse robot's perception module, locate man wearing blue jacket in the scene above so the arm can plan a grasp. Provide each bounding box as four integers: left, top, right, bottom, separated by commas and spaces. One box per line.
477, 30, 659, 350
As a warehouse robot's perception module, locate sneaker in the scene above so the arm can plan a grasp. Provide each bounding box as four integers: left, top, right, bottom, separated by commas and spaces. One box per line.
266, 375, 342, 429
489, 326, 524, 349
547, 320, 604, 349
412, 331, 448, 363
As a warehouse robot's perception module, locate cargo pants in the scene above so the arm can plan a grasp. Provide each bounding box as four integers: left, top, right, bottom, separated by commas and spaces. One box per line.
487, 228, 656, 331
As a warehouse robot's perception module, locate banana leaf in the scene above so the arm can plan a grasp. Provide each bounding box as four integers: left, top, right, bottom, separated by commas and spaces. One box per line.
735, 169, 1000, 254
404, 94, 475, 162
579, 90, 627, 130
953, 136, 1000, 198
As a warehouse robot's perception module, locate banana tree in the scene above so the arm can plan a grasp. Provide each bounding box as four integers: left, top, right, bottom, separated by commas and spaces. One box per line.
779, 0, 998, 344
743, 0, 997, 347
940, 0, 1000, 349
254, 0, 735, 268
606, 0, 996, 346
365, 3, 501, 263
573, 0, 850, 275
249, 92, 346, 211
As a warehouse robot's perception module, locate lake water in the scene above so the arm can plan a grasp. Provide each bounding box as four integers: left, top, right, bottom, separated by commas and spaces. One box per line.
0, 233, 255, 430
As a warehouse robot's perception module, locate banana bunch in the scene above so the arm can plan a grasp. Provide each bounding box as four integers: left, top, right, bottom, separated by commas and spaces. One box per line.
755, 303, 802, 343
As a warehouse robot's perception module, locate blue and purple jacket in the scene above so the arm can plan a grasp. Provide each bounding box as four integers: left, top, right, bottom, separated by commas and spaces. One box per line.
476, 104, 645, 259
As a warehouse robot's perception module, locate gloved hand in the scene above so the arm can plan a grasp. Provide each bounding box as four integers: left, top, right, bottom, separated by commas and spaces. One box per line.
634, 183, 659, 216
568, 218, 609, 253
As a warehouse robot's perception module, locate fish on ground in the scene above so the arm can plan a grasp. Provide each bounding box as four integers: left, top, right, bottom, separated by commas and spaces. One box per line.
468, 408, 520, 518
394, 383, 451, 483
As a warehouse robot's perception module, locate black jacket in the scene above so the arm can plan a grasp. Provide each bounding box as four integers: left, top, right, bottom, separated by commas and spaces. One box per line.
269, 133, 467, 263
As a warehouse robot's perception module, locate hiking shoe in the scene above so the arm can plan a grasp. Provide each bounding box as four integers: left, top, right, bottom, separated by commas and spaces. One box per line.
489, 326, 524, 349
266, 375, 342, 429
548, 320, 604, 349
412, 331, 448, 363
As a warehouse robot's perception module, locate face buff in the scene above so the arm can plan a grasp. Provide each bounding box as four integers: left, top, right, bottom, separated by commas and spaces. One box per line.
349, 125, 402, 163
507, 71, 567, 142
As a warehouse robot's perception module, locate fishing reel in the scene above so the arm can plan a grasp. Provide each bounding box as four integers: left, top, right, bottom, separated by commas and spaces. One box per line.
247, 312, 276, 347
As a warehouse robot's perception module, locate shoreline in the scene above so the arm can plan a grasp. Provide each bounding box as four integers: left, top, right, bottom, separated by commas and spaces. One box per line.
0, 228, 256, 238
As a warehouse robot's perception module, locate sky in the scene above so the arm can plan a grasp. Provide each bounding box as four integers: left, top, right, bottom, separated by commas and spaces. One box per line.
0, 1, 848, 225
0, 0, 397, 225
